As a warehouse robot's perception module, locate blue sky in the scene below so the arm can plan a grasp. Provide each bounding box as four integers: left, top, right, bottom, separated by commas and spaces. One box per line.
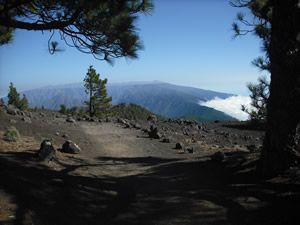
0, 0, 265, 97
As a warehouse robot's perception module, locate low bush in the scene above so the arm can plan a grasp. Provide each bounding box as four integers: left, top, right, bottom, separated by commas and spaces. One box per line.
5, 126, 20, 142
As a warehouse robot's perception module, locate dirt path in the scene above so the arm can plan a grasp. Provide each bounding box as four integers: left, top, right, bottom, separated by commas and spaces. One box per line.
77, 123, 232, 225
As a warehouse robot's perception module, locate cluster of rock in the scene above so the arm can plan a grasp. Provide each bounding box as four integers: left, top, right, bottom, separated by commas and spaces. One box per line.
2, 104, 33, 123
38, 139, 81, 163
114, 115, 264, 156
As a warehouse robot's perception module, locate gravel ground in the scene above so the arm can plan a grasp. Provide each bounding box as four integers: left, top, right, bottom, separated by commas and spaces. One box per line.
0, 107, 299, 225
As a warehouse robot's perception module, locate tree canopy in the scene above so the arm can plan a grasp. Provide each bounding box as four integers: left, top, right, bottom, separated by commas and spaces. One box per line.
0, 0, 153, 63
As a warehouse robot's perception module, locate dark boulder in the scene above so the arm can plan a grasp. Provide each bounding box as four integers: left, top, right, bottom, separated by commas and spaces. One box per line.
39, 140, 56, 162
162, 137, 171, 143
175, 142, 184, 150
149, 126, 163, 139
210, 151, 225, 162
61, 140, 81, 154
185, 147, 194, 153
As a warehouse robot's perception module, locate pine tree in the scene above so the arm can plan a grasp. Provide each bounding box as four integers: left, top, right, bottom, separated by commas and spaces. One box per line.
84, 66, 112, 117
7, 82, 20, 106
17, 94, 29, 111
241, 76, 269, 122
231, 0, 300, 177
94, 78, 112, 118
60, 104, 67, 114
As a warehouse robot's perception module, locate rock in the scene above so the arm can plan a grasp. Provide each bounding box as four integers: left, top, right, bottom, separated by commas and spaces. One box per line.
66, 117, 76, 123
246, 144, 261, 152
22, 116, 32, 123
61, 140, 81, 154
62, 134, 69, 138
210, 151, 225, 162
39, 112, 46, 117
162, 137, 171, 143
9, 119, 17, 124
6, 105, 18, 115
175, 142, 184, 150
38, 140, 56, 162
149, 126, 162, 139
147, 115, 157, 122
118, 118, 131, 128
25, 111, 32, 117
185, 147, 194, 154
132, 122, 142, 129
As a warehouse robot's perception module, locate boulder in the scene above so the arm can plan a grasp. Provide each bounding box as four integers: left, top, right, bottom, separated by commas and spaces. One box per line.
39, 140, 56, 162
22, 116, 32, 123
9, 119, 17, 124
39, 112, 46, 117
66, 117, 76, 123
175, 142, 184, 150
147, 115, 157, 122
131, 122, 142, 129
5, 105, 18, 115
162, 137, 171, 143
185, 147, 194, 154
61, 140, 81, 154
210, 151, 225, 162
149, 126, 163, 139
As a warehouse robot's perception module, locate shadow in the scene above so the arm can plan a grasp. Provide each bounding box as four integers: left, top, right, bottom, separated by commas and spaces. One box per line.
1, 150, 300, 225
97, 156, 181, 167
222, 122, 265, 131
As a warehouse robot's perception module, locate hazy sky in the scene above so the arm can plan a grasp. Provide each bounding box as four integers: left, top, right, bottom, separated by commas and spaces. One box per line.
0, 0, 265, 97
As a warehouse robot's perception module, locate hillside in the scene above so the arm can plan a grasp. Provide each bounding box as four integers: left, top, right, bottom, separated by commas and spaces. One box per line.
8, 81, 235, 122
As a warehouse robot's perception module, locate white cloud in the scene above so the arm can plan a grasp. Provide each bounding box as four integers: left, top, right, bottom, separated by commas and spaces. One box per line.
199, 96, 252, 121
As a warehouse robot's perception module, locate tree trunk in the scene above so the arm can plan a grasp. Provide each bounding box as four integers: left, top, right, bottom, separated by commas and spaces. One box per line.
261, 0, 300, 177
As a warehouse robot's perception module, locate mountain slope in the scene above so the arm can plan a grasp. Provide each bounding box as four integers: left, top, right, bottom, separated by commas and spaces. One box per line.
15, 81, 235, 122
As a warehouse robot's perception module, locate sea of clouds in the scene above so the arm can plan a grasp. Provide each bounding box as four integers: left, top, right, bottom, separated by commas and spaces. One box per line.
199, 96, 253, 121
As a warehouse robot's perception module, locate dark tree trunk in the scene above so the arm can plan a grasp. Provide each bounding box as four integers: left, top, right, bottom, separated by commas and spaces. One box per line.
261, 0, 300, 177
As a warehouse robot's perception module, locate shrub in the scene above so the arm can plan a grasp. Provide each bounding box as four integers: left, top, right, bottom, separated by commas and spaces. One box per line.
5, 126, 20, 142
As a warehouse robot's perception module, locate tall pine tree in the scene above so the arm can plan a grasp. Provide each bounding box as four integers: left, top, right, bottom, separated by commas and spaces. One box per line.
7, 82, 20, 106
7, 82, 28, 110
83, 66, 112, 117
231, 0, 300, 177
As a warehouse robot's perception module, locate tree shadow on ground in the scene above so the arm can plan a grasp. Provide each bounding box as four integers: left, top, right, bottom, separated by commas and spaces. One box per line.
222, 122, 265, 131
0, 151, 300, 225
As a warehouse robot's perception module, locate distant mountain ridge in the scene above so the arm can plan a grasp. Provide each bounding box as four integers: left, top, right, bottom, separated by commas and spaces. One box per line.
12, 81, 235, 122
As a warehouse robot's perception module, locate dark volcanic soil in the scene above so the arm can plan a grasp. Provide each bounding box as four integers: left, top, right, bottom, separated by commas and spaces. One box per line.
0, 107, 300, 225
